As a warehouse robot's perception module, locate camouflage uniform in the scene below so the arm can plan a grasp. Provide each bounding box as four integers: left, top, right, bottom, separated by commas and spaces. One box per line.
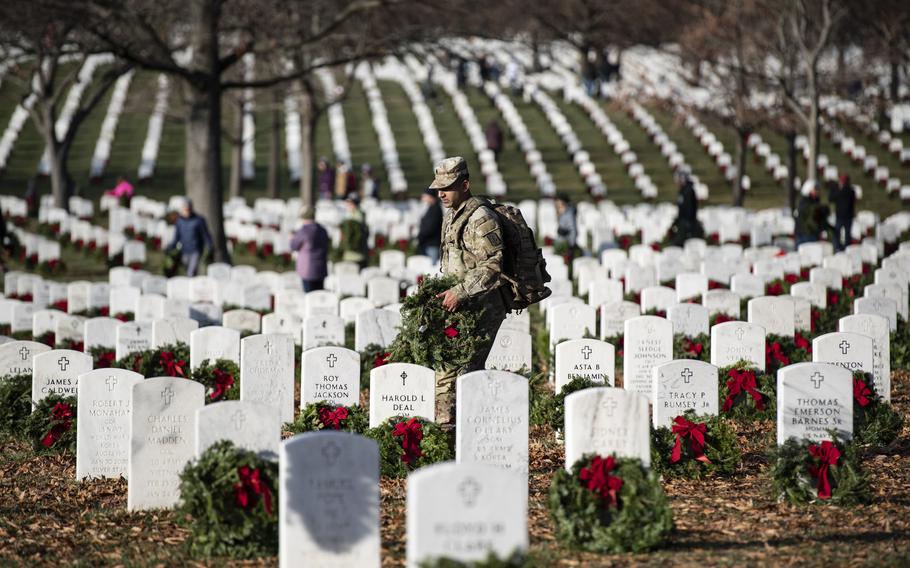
437, 194, 507, 425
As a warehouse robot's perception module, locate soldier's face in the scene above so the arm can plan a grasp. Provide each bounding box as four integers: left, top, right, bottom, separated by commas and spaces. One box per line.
439, 179, 469, 209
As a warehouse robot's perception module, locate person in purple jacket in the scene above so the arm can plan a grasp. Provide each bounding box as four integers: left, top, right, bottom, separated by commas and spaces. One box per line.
290, 205, 330, 292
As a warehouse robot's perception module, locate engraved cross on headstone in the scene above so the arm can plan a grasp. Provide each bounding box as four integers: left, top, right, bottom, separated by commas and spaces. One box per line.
457, 477, 481, 507
326, 354, 338, 368
581, 345, 593, 360
321, 440, 341, 466
161, 386, 175, 405
601, 397, 618, 417
810, 372, 825, 389
735, 327, 746, 341
839, 340, 850, 355
681, 368, 693, 384
106, 375, 118, 391
487, 379, 503, 400
264, 340, 274, 355
401, 371, 408, 387
231, 410, 246, 430
58, 356, 70, 371
19, 346, 29, 361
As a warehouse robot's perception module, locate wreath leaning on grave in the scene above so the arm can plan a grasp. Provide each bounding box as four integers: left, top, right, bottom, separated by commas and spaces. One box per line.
178, 440, 278, 559
673, 333, 709, 362
22, 395, 77, 454
366, 416, 453, 478
118, 343, 190, 378
769, 436, 870, 506
288, 402, 369, 434
548, 454, 673, 553
718, 361, 776, 421
88, 346, 117, 368
0, 374, 32, 435
529, 376, 598, 430
360, 343, 392, 390
192, 359, 241, 403
650, 411, 742, 479
387, 275, 488, 373
852, 371, 903, 447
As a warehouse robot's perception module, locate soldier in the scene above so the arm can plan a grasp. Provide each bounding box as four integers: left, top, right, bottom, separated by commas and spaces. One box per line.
431, 156, 507, 427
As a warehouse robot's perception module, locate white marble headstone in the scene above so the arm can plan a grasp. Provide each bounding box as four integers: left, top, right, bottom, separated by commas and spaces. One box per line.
196, 400, 279, 458
301, 346, 360, 408
564, 387, 651, 469
368, 362, 434, 427
554, 338, 614, 392
777, 363, 852, 444
280, 432, 380, 568
710, 321, 766, 370
622, 316, 673, 397
652, 359, 719, 428
407, 462, 527, 567
76, 368, 143, 479
128, 377, 204, 510
240, 334, 296, 425
32, 349, 93, 404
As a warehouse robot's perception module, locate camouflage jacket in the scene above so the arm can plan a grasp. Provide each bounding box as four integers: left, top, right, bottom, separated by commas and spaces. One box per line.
440, 196, 504, 302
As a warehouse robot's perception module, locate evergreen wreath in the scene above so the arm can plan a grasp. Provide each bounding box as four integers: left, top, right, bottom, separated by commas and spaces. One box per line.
602, 334, 623, 369
718, 361, 776, 421
418, 551, 527, 568
673, 333, 709, 362
548, 454, 673, 553
852, 371, 903, 447
764, 334, 812, 374
0, 374, 32, 435
365, 416, 452, 478
288, 402, 368, 434
650, 410, 742, 479
192, 359, 241, 403
387, 275, 488, 373
35, 331, 55, 347
22, 395, 77, 454
178, 440, 278, 558
360, 343, 392, 391
529, 376, 598, 430
88, 346, 117, 368
769, 436, 870, 506
117, 343, 190, 377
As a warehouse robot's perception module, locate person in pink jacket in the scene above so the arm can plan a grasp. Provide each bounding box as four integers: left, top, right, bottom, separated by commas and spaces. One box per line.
105, 177, 134, 199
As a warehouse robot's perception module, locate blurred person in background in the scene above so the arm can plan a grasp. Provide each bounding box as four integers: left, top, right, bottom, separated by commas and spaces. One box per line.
166, 197, 213, 277
290, 205, 329, 292
417, 186, 443, 263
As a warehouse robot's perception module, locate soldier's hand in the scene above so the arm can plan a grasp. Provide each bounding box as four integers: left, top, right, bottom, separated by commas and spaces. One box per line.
435, 289, 460, 312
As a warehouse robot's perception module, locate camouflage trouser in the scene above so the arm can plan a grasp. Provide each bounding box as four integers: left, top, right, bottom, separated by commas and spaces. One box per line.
435, 292, 506, 429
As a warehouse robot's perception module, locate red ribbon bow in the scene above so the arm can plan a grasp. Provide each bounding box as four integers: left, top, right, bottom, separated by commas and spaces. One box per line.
372, 352, 391, 368
443, 325, 459, 339
684, 339, 703, 356
808, 440, 840, 500
160, 352, 186, 377
392, 418, 424, 464
853, 376, 872, 408
97, 351, 116, 368
670, 416, 711, 464
41, 402, 74, 448
234, 466, 273, 516
766, 342, 790, 367
578, 455, 624, 509
794, 333, 811, 353
318, 406, 349, 429
722, 369, 764, 412
210, 369, 235, 401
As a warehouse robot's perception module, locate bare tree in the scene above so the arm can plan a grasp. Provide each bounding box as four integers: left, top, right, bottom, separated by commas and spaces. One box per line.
0, 2, 130, 209
679, 0, 777, 207
72, 0, 423, 262
770, 0, 846, 186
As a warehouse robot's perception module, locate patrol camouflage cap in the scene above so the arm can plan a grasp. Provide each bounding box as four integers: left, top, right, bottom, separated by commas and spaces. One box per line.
428, 156, 469, 190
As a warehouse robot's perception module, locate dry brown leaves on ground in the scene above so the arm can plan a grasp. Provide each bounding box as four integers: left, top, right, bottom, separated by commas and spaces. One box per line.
2, 371, 910, 566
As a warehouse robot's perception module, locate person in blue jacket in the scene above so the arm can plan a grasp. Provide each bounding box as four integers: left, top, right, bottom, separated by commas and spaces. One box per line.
166, 197, 213, 277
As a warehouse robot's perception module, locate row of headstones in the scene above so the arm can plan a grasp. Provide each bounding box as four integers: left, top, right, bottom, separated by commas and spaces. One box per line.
28, 361, 530, 565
